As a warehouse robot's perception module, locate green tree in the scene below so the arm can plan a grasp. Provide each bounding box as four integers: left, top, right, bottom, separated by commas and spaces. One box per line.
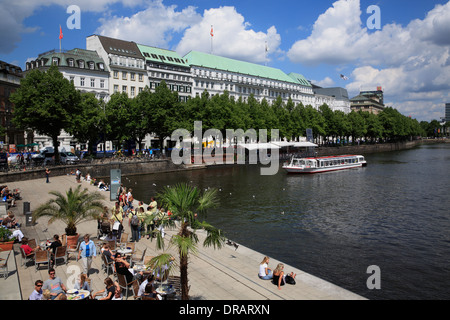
146, 183, 225, 300
71, 92, 106, 156
32, 185, 104, 236
347, 111, 367, 144
10, 65, 81, 162
104, 92, 132, 150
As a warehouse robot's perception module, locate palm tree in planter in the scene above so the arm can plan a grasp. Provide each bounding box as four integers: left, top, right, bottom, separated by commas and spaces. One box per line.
32, 185, 105, 246
145, 183, 225, 300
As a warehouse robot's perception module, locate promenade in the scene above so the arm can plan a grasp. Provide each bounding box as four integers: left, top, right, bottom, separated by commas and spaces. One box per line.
0, 173, 366, 301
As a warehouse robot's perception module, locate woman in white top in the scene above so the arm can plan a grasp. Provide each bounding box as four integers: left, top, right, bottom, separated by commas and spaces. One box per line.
258, 256, 273, 280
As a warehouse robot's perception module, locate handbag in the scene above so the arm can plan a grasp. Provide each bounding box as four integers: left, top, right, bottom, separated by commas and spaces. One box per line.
285, 275, 296, 285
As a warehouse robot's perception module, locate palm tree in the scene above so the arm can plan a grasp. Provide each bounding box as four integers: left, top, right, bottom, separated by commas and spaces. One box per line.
145, 183, 225, 300
32, 185, 105, 236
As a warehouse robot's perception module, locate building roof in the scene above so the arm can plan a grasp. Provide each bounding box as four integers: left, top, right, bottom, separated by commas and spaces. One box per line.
313, 87, 349, 100
31, 49, 107, 72
288, 72, 312, 87
93, 35, 144, 60
0, 60, 22, 76
183, 51, 308, 86
350, 94, 385, 108
137, 44, 189, 68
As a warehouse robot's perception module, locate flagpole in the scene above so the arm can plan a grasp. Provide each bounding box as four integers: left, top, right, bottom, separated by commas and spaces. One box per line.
210, 25, 213, 54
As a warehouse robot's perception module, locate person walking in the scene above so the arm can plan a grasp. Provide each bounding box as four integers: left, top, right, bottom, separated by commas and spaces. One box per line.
77, 234, 97, 277
45, 168, 50, 183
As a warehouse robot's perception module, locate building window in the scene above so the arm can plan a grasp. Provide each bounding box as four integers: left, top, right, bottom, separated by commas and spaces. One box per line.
122, 72, 127, 80
114, 85, 119, 93
131, 86, 135, 97
139, 74, 143, 82
80, 77, 85, 86
122, 85, 127, 94
79, 60, 84, 69
69, 76, 74, 83
131, 73, 135, 81
68, 59, 74, 67
89, 62, 94, 70
113, 70, 119, 79
52, 57, 59, 66
91, 78, 95, 88
100, 80, 105, 88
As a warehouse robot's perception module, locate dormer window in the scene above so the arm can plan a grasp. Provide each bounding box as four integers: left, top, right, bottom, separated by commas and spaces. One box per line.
99, 63, 104, 70
78, 60, 84, 68
89, 62, 94, 70
52, 57, 59, 66
68, 59, 74, 67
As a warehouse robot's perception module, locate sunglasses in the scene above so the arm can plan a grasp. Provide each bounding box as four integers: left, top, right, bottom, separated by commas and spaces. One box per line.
36, 284, 43, 287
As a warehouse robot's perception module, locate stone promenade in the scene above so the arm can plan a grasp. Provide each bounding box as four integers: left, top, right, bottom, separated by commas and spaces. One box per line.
0, 173, 366, 300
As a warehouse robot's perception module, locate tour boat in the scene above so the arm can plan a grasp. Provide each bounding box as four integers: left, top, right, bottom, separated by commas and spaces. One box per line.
283, 154, 367, 174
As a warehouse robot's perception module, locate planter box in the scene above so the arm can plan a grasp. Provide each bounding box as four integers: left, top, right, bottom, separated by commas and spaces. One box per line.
0, 241, 14, 251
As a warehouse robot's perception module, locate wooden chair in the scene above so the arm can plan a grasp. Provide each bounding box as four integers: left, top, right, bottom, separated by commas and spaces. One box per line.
116, 273, 134, 299
130, 279, 141, 300
131, 248, 146, 266
19, 246, 34, 268
120, 232, 129, 244
101, 253, 114, 275
54, 246, 68, 266
35, 250, 50, 271
28, 239, 37, 250
0, 250, 12, 280
108, 240, 117, 252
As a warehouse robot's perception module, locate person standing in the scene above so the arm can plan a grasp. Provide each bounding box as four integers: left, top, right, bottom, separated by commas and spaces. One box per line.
45, 168, 50, 183
77, 234, 96, 277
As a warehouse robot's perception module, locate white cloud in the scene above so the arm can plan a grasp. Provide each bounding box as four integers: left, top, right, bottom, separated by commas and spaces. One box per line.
176, 6, 281, 64
287, 0, 450, 121
0, 0, 145, 54
311, 77, 335, 88
95, 0, 200, 48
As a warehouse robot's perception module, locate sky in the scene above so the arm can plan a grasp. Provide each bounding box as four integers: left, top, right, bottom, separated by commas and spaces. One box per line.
0, 0, 449, 122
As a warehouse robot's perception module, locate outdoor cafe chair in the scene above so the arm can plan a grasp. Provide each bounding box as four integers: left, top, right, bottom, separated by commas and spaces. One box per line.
54, 246, 68, 266
101, 253, 114, 275
130, 248, 146, 267
28, 239, 37, 250
119, 232, 129, 244
0, 250, 12, 280
19, 246, 34, 268
117, 273, 134, 299
35, 250, 50, 271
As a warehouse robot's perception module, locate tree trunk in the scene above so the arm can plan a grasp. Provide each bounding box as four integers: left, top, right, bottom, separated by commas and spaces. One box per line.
52, 135, 60, 163
179, 222, 190, 300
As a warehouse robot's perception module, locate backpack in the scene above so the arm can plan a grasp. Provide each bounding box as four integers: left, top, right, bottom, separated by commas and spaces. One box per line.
131, 214, 139, 227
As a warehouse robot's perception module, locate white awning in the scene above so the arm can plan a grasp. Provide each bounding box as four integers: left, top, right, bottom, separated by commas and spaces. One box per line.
237, 143, 281, 151
271, 141, 318, 148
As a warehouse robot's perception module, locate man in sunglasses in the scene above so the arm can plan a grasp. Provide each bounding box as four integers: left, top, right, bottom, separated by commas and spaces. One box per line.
43, 268, 67, 300
29, 280, 44, 300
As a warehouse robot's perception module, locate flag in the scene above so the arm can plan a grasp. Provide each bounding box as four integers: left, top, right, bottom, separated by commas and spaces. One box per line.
265, 41, 269, 53
340, 74, 349, 80
210, 25, 214, 37
59, 25, 63, 40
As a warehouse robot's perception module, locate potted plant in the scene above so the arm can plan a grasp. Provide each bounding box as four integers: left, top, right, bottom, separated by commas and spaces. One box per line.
32, 185, 105, 247
0, 227, 16, 251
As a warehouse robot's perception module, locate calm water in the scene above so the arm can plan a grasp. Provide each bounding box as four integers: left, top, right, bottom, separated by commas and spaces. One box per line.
124, 143, 450, 300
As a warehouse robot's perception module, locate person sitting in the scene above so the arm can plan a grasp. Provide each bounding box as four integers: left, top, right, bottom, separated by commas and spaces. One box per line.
74, 273, 91, 295
141, 283, 161, 300
98, 179, 109, 191
138, 274, 154, 296
1, 211, 19, 228
20, 237, 41, 256
258, 256, 273, 280
93, 277, 116, 300
101, 244, 115, 263
84, 173, 91, 182
47, 234, 62, 266
43, 268, 67, 300
114, 252, 134, 284
272, 263, 296, 290
29, 280, 44, 300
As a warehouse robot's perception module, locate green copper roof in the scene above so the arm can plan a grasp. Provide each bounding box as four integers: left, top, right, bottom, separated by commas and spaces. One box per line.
137, 44, 189, 68
288, 72, 312, 87
35, 48, 106, 71
183, 51, 308, 85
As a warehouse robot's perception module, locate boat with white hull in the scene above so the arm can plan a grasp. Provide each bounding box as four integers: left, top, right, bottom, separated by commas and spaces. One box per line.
283, 154, 367, 174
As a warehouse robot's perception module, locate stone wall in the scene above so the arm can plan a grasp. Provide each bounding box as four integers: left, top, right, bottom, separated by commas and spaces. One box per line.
0, 159, 186, 183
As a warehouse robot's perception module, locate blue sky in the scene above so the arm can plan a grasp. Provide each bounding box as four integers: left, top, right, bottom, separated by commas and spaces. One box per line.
1, 0, 449, 122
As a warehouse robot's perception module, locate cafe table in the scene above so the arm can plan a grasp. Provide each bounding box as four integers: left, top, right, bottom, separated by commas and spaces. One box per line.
66, 289, 90, 300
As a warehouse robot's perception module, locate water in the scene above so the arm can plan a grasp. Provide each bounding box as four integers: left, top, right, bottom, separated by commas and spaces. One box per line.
125, 143, 450, 300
